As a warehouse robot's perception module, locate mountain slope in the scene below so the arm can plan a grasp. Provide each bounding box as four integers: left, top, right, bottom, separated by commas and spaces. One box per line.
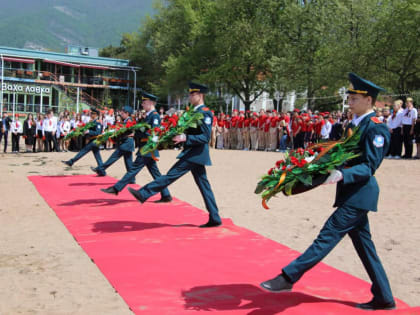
0, 0, 154, 51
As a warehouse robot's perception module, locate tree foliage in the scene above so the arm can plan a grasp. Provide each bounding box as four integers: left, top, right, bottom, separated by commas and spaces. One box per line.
102, 0, 420, 110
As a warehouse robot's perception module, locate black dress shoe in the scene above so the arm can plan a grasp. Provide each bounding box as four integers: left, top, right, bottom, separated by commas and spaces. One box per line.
91, 166, 106, 177
62, 160, 72, 166
154, 196, 173, 203
199, 220, 222, 228
127, 187, 145, 204
260, 274, 293, 293
356, 299, 396, 310
100, 186, 118, 196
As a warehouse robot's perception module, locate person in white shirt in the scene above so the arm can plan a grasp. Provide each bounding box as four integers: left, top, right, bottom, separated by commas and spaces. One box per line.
10, 114, 23, 153
42, 110, 60, 152
401, 97, 418, 158
386, 100, 404, 158
61, 115, 71, 152
320, 115, 332, 140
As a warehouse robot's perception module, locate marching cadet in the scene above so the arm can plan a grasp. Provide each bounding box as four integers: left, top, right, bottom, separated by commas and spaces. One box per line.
127, 82, 222, 228
92, 106, 135, 177
11, 114, 23, 153
261, 72, 396, 311
223, 115, 231, 149
62, 109, 104, 170
249, 112, 259, 150
100, 91, 172, 202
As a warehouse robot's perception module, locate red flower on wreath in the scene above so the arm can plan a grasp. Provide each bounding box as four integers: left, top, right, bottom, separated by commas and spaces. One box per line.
268, 167, 274, 175
275, 160, 284, 168
308, 149, 315, 155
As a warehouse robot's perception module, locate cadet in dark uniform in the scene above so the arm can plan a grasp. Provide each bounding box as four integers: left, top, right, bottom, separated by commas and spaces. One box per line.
62, 108, 104, 171
100, 92, 172, 202
260, 73, 395, 311
92, 106, 135, 178
127, 82, 222, 228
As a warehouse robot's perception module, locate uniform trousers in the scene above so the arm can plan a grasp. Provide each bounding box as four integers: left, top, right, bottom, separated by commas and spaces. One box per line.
258, 130, 265, 150
242, 129, 250, 150
230, 128, 238, 149
114, 154, 171, 199
96, 148, 133, 174
136, 159, 221, 224
11, 133, 20, 152
236, 128, 243, 149
402, 124, 414, 157
44, 131, 59, 152
389, 127, 402, 157
1, 131, 8, 152
269, 127, 278, 151
69, 141, 103, 169
223, 130, 230, 149
282, 205, 393, 304
250, 128, 258, 150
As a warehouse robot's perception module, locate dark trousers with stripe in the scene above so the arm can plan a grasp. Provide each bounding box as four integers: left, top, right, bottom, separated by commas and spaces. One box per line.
282, 205, 394, 304
136, 159, 221, 223
69, 141, 103, 168
97, 148, 133, 175
114, 154, 171, 199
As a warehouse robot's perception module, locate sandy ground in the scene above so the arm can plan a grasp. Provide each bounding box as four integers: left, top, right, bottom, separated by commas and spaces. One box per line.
0, 145, 419, 314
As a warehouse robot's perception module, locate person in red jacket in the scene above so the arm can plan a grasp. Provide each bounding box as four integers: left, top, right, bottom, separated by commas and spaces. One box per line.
243, 111, 251, 150
250, 112, 259, 150
269, 111, 279, 151
258, 111, 266, 150
210, 110, 217, 148
230, 109, 239, 149
223, 115, 231, 149
237, 111, 245, 149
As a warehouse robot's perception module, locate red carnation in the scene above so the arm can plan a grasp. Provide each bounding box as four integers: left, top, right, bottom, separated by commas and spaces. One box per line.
308, 149, 315, 155
268, 167, 274, 175
275, 160, 284, 168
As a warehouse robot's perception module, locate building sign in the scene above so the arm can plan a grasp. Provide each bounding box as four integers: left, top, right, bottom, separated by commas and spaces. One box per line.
1, 83, 51, 95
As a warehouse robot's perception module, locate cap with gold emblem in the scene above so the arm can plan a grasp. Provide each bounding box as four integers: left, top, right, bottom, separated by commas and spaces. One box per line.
189, 82, 209, 94
347, 72, 385, 98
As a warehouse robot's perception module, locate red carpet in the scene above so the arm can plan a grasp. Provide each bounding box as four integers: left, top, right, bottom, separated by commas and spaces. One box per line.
29, 175, 419, 315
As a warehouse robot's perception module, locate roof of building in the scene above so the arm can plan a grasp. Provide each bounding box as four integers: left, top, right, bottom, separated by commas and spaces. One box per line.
0, 46, 130, 68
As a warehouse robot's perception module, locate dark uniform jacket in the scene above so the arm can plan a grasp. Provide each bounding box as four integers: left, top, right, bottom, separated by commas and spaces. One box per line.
137, 110, 161, 158
334, 112, 390, 211
117, 117, 135, 152
177, 104, 212, 166
86, 119, 103, 142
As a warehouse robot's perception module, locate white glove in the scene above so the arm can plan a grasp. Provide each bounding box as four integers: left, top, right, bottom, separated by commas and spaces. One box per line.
173, 133, 186, 144
323, 170, 343, 185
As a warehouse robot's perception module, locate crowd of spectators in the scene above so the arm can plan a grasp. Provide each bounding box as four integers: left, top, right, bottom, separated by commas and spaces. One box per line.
0, 97, 418, 159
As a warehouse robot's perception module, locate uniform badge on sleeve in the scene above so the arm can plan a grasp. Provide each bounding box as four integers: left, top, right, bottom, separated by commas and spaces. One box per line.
204, 117, 212, 125
153, 119, 159, 126
373, 135, 384, 148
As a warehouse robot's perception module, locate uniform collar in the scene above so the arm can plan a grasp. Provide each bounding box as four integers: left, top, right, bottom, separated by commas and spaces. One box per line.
194, 104, 204, 111
146, 109, 156, 116
351, 110, 374, 127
